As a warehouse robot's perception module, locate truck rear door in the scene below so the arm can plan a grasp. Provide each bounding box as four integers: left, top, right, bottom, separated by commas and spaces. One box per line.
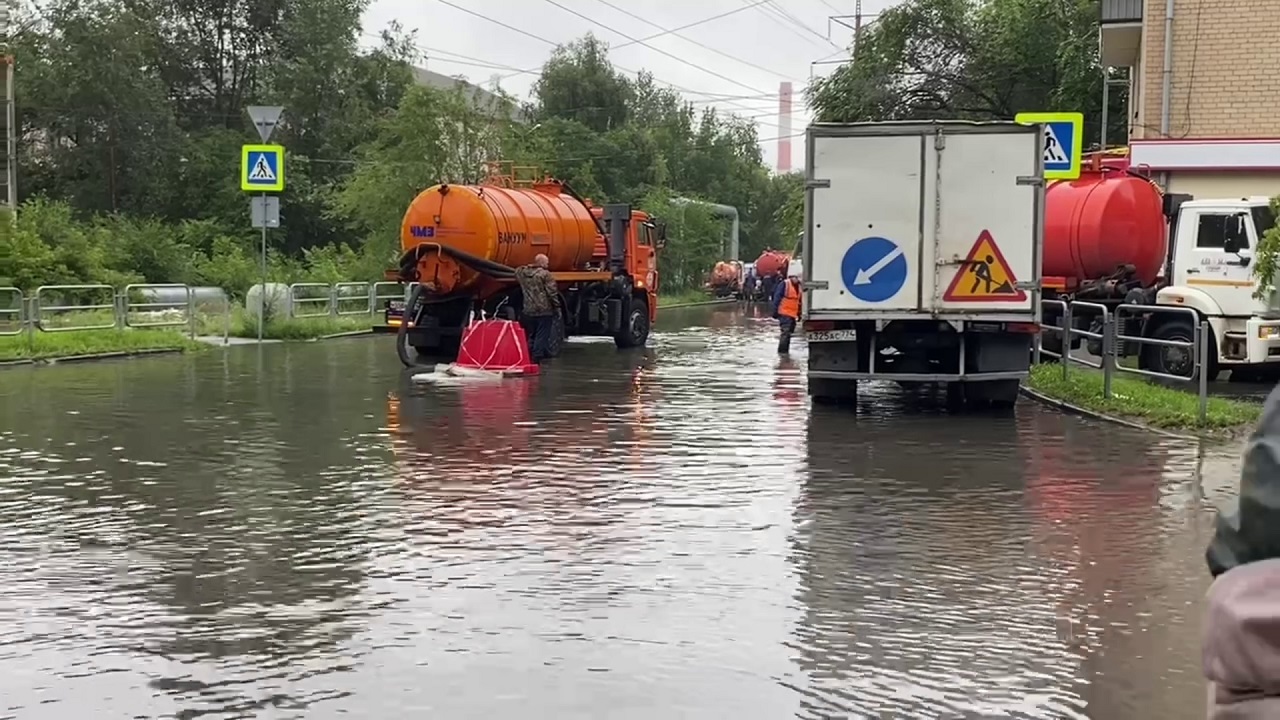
804, 122, 1042, 320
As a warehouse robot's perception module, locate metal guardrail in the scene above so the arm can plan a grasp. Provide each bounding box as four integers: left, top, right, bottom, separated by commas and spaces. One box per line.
372, 281, 405, 311
122, 283, 195, 335
1038, 300, 1211, 421
0, 287, 22, 337
287, 283, 333, 318
333, 282, 372, 316
35, 284, 118, 332
0, 281, 403, 349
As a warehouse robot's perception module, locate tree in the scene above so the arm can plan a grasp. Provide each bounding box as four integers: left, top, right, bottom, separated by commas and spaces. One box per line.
807, 0, 1127, 149
331, 84, 517, 265
532, 34, 633, 134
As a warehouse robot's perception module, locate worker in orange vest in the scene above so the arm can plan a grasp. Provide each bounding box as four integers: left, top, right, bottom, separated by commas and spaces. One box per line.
771, 270, 802, 354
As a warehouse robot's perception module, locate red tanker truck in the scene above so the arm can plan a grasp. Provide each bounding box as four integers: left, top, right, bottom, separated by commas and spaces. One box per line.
1040, 164, 1279, 381
706, 261, 743, 298
753, 248, 791, 301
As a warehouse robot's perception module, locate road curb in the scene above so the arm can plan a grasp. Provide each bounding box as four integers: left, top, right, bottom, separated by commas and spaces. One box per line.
0, 347, 187, 368
1019, 385, 1197, 440
316, 329, 374, 340
660, 299, 738, 309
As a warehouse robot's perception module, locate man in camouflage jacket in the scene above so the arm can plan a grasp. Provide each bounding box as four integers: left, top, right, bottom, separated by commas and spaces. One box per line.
515, 254, 561, 361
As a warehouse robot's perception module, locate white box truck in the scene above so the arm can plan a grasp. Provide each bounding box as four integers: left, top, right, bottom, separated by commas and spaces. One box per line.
801, 121, 1045, 409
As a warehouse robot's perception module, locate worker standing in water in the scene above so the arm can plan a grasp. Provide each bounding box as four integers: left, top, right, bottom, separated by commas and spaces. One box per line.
771, 270, 802, 354
515, 254, 561, 362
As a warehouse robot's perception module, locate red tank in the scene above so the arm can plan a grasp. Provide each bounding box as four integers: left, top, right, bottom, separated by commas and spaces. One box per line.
1044, 170, 1167, 287
755, 249, 791, 278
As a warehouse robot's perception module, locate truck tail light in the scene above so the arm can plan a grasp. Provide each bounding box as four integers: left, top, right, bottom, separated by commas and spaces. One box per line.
1006, 322, 1040, 334
804, 320, 834, 332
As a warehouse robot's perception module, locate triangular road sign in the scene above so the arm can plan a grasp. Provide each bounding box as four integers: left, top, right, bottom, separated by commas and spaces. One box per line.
247, 105, 284, 142
942, 230, 1027, 302
1042, 124, 1069, 164
249, 155, 277, 181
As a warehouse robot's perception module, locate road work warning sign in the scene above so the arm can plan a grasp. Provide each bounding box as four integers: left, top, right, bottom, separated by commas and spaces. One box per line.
942, 230, 1027, 302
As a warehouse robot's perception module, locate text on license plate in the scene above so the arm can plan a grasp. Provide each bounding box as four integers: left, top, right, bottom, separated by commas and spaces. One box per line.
806, 329, 857, 342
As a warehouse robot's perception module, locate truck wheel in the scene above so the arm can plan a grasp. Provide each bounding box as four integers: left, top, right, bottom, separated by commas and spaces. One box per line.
1143, 319, 1202, 379
808, 377, 857, 407
615, 297, 650, 349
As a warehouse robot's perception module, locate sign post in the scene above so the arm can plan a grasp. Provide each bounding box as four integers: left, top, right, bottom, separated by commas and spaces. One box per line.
242, 105, 285, 341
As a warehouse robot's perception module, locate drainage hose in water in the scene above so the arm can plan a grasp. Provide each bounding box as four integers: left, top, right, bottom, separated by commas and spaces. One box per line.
396, 284, 425, 368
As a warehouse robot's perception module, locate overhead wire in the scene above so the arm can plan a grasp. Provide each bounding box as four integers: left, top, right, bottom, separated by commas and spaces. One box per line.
537, 0, 767, 95
433, 0, 778, 118
763, 0, 844, 51
493, 0, 774, 83
588, 0, 797, 81
359, 33, 793, 129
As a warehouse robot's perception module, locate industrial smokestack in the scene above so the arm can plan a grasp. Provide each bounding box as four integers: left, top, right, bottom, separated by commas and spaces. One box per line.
778, 81, 793, 173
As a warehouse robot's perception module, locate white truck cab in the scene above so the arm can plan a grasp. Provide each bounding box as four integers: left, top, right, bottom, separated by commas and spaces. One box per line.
1150, 197, 1280, 378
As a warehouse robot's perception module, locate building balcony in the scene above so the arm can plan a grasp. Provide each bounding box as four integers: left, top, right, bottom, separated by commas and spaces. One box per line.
1099, 0, 1143, 67
1102, 0, 1143, 23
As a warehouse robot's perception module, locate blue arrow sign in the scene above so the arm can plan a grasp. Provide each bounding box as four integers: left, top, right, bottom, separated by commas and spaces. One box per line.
840, 236, 907, 303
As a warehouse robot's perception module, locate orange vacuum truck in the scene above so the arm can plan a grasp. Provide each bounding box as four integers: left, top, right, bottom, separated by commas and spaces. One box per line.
375, 165, 666, 366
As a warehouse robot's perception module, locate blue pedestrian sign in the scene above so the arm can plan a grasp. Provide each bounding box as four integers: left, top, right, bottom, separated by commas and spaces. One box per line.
1014, 112, 1083, 180
240, 144, 285, 192
840, 236, 908, 303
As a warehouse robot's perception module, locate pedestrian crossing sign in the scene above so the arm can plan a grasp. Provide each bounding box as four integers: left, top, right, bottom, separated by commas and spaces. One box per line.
942, 230, 1027, 302
1014, 112, 1083, 180
241, 144, 286, 192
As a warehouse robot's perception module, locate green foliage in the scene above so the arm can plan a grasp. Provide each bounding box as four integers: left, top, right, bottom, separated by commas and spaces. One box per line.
808, 0, 1127, 150
1028, 364, 1259, 432
1252, 197, 1280, 301
12, 2, 801, 297
0, 327, 204, 362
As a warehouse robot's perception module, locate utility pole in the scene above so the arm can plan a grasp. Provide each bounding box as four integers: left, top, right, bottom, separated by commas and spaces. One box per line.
827, 2, 880, 57
2, 0, 16, 215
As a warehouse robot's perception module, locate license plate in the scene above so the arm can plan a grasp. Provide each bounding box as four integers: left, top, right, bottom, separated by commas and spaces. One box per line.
387, 300, 405, 312
806, 329, 857, 342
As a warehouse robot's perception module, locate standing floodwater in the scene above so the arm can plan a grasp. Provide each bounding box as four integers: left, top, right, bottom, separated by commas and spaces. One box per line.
0, 304, 1243, 718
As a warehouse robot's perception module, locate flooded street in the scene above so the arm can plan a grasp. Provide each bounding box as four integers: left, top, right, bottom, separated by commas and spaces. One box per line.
0, 303, 1246, 719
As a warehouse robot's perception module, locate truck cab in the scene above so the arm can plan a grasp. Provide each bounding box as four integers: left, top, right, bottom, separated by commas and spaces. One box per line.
1153, 197, 1280, 378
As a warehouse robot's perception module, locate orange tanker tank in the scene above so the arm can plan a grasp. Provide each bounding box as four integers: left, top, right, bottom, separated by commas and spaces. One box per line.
376, 165, 669, 366
399, 179, 603, 296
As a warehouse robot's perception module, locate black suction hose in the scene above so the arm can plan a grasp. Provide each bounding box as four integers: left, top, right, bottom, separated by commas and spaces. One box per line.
396, 283, 425, 368
397, 243, 517, 283
559, 180, 607, 236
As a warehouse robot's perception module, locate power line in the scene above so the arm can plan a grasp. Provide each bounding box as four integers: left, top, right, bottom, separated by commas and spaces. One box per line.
586, 0, 796, 82
751, 1, 842, 52
538, 0, 767, 95
360, 33, 790, 125
495, 0, 773, 82
433, 0, 772, 117
765, 1, 843, 50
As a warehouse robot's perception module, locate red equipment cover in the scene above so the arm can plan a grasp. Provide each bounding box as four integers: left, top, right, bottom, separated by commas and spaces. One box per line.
454, 319, 540, 375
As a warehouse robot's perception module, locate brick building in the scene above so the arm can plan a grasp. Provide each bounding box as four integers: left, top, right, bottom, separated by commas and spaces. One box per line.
1100, 0, 1280, 198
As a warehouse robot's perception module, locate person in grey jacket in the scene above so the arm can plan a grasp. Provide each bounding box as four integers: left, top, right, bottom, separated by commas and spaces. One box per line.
1203, 384, 1280, 718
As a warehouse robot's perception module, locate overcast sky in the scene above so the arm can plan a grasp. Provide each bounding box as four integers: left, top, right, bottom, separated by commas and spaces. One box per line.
360, 0, 899, 172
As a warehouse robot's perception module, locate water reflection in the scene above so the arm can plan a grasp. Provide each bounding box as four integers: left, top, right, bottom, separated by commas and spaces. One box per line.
0, 311, 1247, 719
